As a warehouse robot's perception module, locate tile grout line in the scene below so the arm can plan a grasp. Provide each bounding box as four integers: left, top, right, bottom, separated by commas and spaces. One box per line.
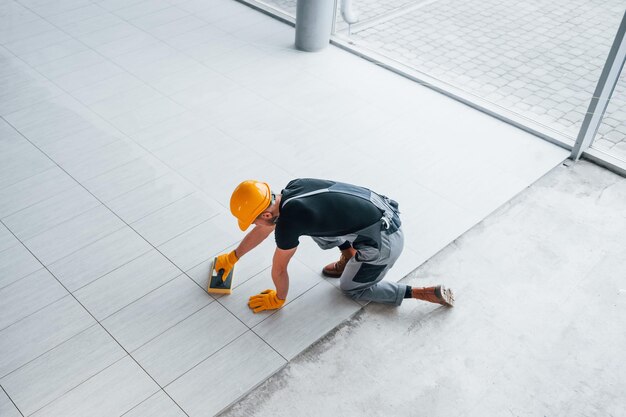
0, 213, 190, 416
0, 322, 100, 381
4, 3, 362, 414
163, 328, 287, 390
24, 355, 132, 417
6, 0, 299, 212
0, 111, 200, 417
1, 383, 25, 417
115, 290, 214, 353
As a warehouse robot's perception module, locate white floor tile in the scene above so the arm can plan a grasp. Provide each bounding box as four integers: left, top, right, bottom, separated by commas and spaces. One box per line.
148, 15, 208, 40
102, 275, 211, 351
128, 111, 212, 152
180, 152, 291, 208
0, 223, 18, 253
113, 0, 172, 20
23, 205, 125, 265
124, 52, 200, 85
385, 245, 422, 283
2, 185, 100, 241
0, 325, 125, 416
253, 281, 362, 360
74, 249, 180, 320
60, 12, 125, 37
185, 237, 275, 290
88, 84, 164, 120
78, 23, 145, 48
164, 25, 229, 51
0, 144, 55, 190
292, 236, 339, 281
0, 16, 54, 44
150, 126, 229, 169
0, 244, 43, 290
204, 44, 273, 75
0, 269, 68, 331
191, 1, 252, 24
123, 391, 186, 417
401, 199, 483, 264
4, 96, 112, 147
97, 0, 146, 12
82, 155, 171, 202
110, 42, 178, 73
45, 3, 109, 27
107, 172, 196, 223
107, 97, 186, 134
69, 73, 145, 105
31, 356, 159, 417
148, 64, 221, 96
93, 31, 161, 59
129, 6, 189, 30
48, 226, 152, 292
0, 119, 24, 152
0, 296, 95, 378
210, 6, 271, 34
131, 192, 222, 246
4, 29, 72, 56
0, 389, 21, 417
51, 61, 125, 92
34, 50, 107, 79
133, 302, 247, 386
218, 258, 321, 329
30, 0, 94, 19
172, 83, 264, 119
0, 167, 76, 218
165, 331, 286, 417
58, 139, 146, 182
0, 80, 64, 116
41, 126, 124, 161
158, 213, 242, 272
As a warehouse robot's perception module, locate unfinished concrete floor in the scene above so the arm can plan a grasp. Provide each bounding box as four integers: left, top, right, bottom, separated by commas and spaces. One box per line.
223, 160, 626, 417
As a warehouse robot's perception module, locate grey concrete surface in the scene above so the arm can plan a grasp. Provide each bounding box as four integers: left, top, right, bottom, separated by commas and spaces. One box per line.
256, 0, 626, 162
223, 160, 626, 417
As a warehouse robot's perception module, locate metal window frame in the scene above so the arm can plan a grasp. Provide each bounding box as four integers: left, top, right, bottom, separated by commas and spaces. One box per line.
571, 11, 626, 161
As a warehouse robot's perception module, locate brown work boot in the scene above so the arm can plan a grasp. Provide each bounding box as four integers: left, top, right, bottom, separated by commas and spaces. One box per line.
322, 248, 357, 278
412, 285, 455, 307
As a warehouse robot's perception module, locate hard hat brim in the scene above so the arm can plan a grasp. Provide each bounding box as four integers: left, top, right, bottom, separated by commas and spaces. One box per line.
238, 218, 251, 231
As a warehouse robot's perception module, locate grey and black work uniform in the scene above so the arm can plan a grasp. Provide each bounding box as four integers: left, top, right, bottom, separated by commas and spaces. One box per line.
276, 178, 407, 306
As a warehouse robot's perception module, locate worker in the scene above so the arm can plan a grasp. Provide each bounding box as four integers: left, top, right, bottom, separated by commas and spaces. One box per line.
214, 179, 455, 313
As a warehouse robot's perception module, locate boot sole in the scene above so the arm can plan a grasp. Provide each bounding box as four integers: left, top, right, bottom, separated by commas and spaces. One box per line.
321, 269, 342, 278
437, 285, 455, 307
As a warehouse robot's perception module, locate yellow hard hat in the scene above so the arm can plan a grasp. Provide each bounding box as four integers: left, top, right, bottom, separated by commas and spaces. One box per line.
230, 180, 272, 231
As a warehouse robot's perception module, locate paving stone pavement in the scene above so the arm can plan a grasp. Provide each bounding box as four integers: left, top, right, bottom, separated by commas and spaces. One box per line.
255, 0, 626, 162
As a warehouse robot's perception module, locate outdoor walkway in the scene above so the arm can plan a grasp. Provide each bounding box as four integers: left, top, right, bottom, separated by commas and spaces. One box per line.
260, 0, 626, 160
1, 0, 566, 416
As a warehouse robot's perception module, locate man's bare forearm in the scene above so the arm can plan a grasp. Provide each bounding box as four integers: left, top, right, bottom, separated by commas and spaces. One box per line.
272, 267, 289, 300
234, 225, 273, 258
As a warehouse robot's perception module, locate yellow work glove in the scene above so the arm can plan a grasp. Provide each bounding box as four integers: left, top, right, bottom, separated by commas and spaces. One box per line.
214, 250, 238, 281
248, 289, 285, 313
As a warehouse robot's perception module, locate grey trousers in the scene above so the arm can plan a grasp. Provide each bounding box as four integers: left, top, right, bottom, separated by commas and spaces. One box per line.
312, 228, 406, 306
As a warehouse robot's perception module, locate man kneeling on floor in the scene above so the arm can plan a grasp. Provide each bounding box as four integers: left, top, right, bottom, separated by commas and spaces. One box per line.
214, 179, 455, 313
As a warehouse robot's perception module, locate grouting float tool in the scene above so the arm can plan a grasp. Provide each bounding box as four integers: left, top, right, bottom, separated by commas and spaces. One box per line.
207, 257, 234, 295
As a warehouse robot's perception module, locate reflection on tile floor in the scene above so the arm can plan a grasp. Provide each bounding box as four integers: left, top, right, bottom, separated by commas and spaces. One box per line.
0, 0, 567, 415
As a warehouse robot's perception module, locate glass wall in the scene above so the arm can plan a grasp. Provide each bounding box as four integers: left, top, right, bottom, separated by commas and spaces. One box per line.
331, 0, 624, 145
245, 0, 625, 167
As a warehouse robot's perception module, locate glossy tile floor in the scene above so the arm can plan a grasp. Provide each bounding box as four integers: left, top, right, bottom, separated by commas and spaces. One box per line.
0, 0, 568, 416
